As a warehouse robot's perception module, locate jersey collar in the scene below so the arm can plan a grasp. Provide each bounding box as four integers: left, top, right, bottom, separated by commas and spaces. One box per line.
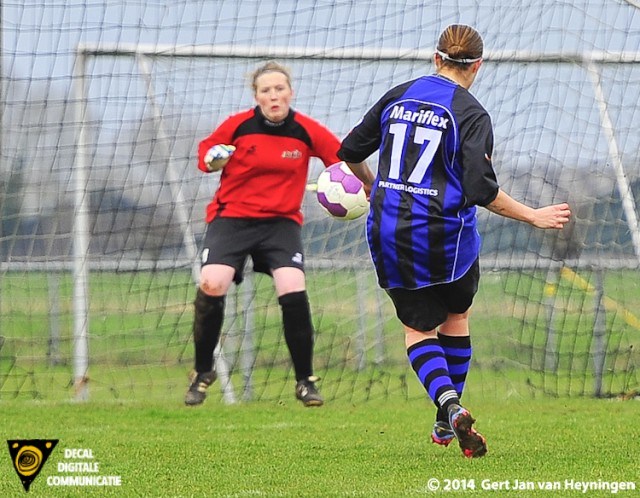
254, 106, 295, 128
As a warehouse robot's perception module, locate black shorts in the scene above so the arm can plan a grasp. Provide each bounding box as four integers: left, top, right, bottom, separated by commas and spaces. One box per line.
201, 217, 304, 284
385, 259, 480, 332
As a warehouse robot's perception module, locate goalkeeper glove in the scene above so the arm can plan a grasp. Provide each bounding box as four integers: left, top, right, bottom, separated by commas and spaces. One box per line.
204, 144, 236, 171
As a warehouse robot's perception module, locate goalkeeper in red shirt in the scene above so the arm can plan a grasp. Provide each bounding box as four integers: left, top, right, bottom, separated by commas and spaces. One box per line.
185, 61, 341, 407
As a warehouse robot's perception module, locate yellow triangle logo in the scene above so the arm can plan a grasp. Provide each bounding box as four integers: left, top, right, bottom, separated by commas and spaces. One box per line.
7, 439, 59, 492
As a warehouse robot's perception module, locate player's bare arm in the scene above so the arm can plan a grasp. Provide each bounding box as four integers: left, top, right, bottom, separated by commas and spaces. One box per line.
485, 189, 571, 229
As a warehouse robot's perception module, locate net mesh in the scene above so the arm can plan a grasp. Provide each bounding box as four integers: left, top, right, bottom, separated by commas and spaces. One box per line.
1, 0, 639, 402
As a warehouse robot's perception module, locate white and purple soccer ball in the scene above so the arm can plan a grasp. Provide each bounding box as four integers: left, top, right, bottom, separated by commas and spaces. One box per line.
316, 162, 369, 220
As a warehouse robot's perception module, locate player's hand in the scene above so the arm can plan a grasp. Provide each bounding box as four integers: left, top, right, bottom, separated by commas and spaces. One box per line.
362, 183, 372, 201
204, 144, 236, 171
532, 202, 571, 229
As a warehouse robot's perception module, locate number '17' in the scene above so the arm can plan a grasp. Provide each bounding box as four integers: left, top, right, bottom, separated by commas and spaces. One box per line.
388, 123, 443, 184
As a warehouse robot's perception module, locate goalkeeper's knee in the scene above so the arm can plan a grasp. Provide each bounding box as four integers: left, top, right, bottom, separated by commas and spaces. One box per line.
193, 289, 225, 342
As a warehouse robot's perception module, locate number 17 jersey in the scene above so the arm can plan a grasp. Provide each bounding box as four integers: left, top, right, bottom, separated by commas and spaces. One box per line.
338, 75, 499, 289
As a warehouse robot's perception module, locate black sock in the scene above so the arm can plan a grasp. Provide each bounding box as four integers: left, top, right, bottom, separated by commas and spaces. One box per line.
279, 291, 314, 381
193, 289, 225, 373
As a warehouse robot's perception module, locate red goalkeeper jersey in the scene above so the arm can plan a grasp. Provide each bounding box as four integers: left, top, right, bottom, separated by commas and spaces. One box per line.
198, 106, 341, 225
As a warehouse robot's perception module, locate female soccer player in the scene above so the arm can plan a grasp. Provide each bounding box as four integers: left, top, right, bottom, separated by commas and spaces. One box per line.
185, 61, 341, 407
337, 25, 571, 457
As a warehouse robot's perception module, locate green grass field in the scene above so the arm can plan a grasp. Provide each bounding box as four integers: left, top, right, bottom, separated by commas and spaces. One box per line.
1, 396, 638, 497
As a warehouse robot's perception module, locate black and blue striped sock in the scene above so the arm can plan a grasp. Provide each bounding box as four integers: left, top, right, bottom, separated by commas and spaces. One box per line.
436, 333, 472, 422
439, 333, 472, 396
407, 337, 459, 413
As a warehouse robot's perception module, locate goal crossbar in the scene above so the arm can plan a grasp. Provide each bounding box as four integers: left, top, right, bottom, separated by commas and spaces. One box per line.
76, 42, 640, 64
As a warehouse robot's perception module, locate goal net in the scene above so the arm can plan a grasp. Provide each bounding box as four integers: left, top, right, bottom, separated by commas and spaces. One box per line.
1, 0, 639, 403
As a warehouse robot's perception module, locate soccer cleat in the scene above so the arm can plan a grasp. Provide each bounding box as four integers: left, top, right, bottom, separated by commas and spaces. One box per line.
184, 370, 217, 406
295, 376, 324, 407
447, 404, 487, 458
431, 420, 455, 447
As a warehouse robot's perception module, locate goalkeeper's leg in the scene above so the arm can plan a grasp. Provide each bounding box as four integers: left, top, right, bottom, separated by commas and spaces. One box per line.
274, 267, 323, 407
184, 289, 224, 406
185, 264, 234, 406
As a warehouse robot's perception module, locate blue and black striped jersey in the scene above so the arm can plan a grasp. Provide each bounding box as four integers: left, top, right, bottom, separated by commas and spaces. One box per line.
338, 74, 499, 289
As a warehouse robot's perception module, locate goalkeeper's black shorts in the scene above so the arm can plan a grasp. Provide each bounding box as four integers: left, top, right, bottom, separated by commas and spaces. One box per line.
200, 216, 304, 284
385, 259, 480, 332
